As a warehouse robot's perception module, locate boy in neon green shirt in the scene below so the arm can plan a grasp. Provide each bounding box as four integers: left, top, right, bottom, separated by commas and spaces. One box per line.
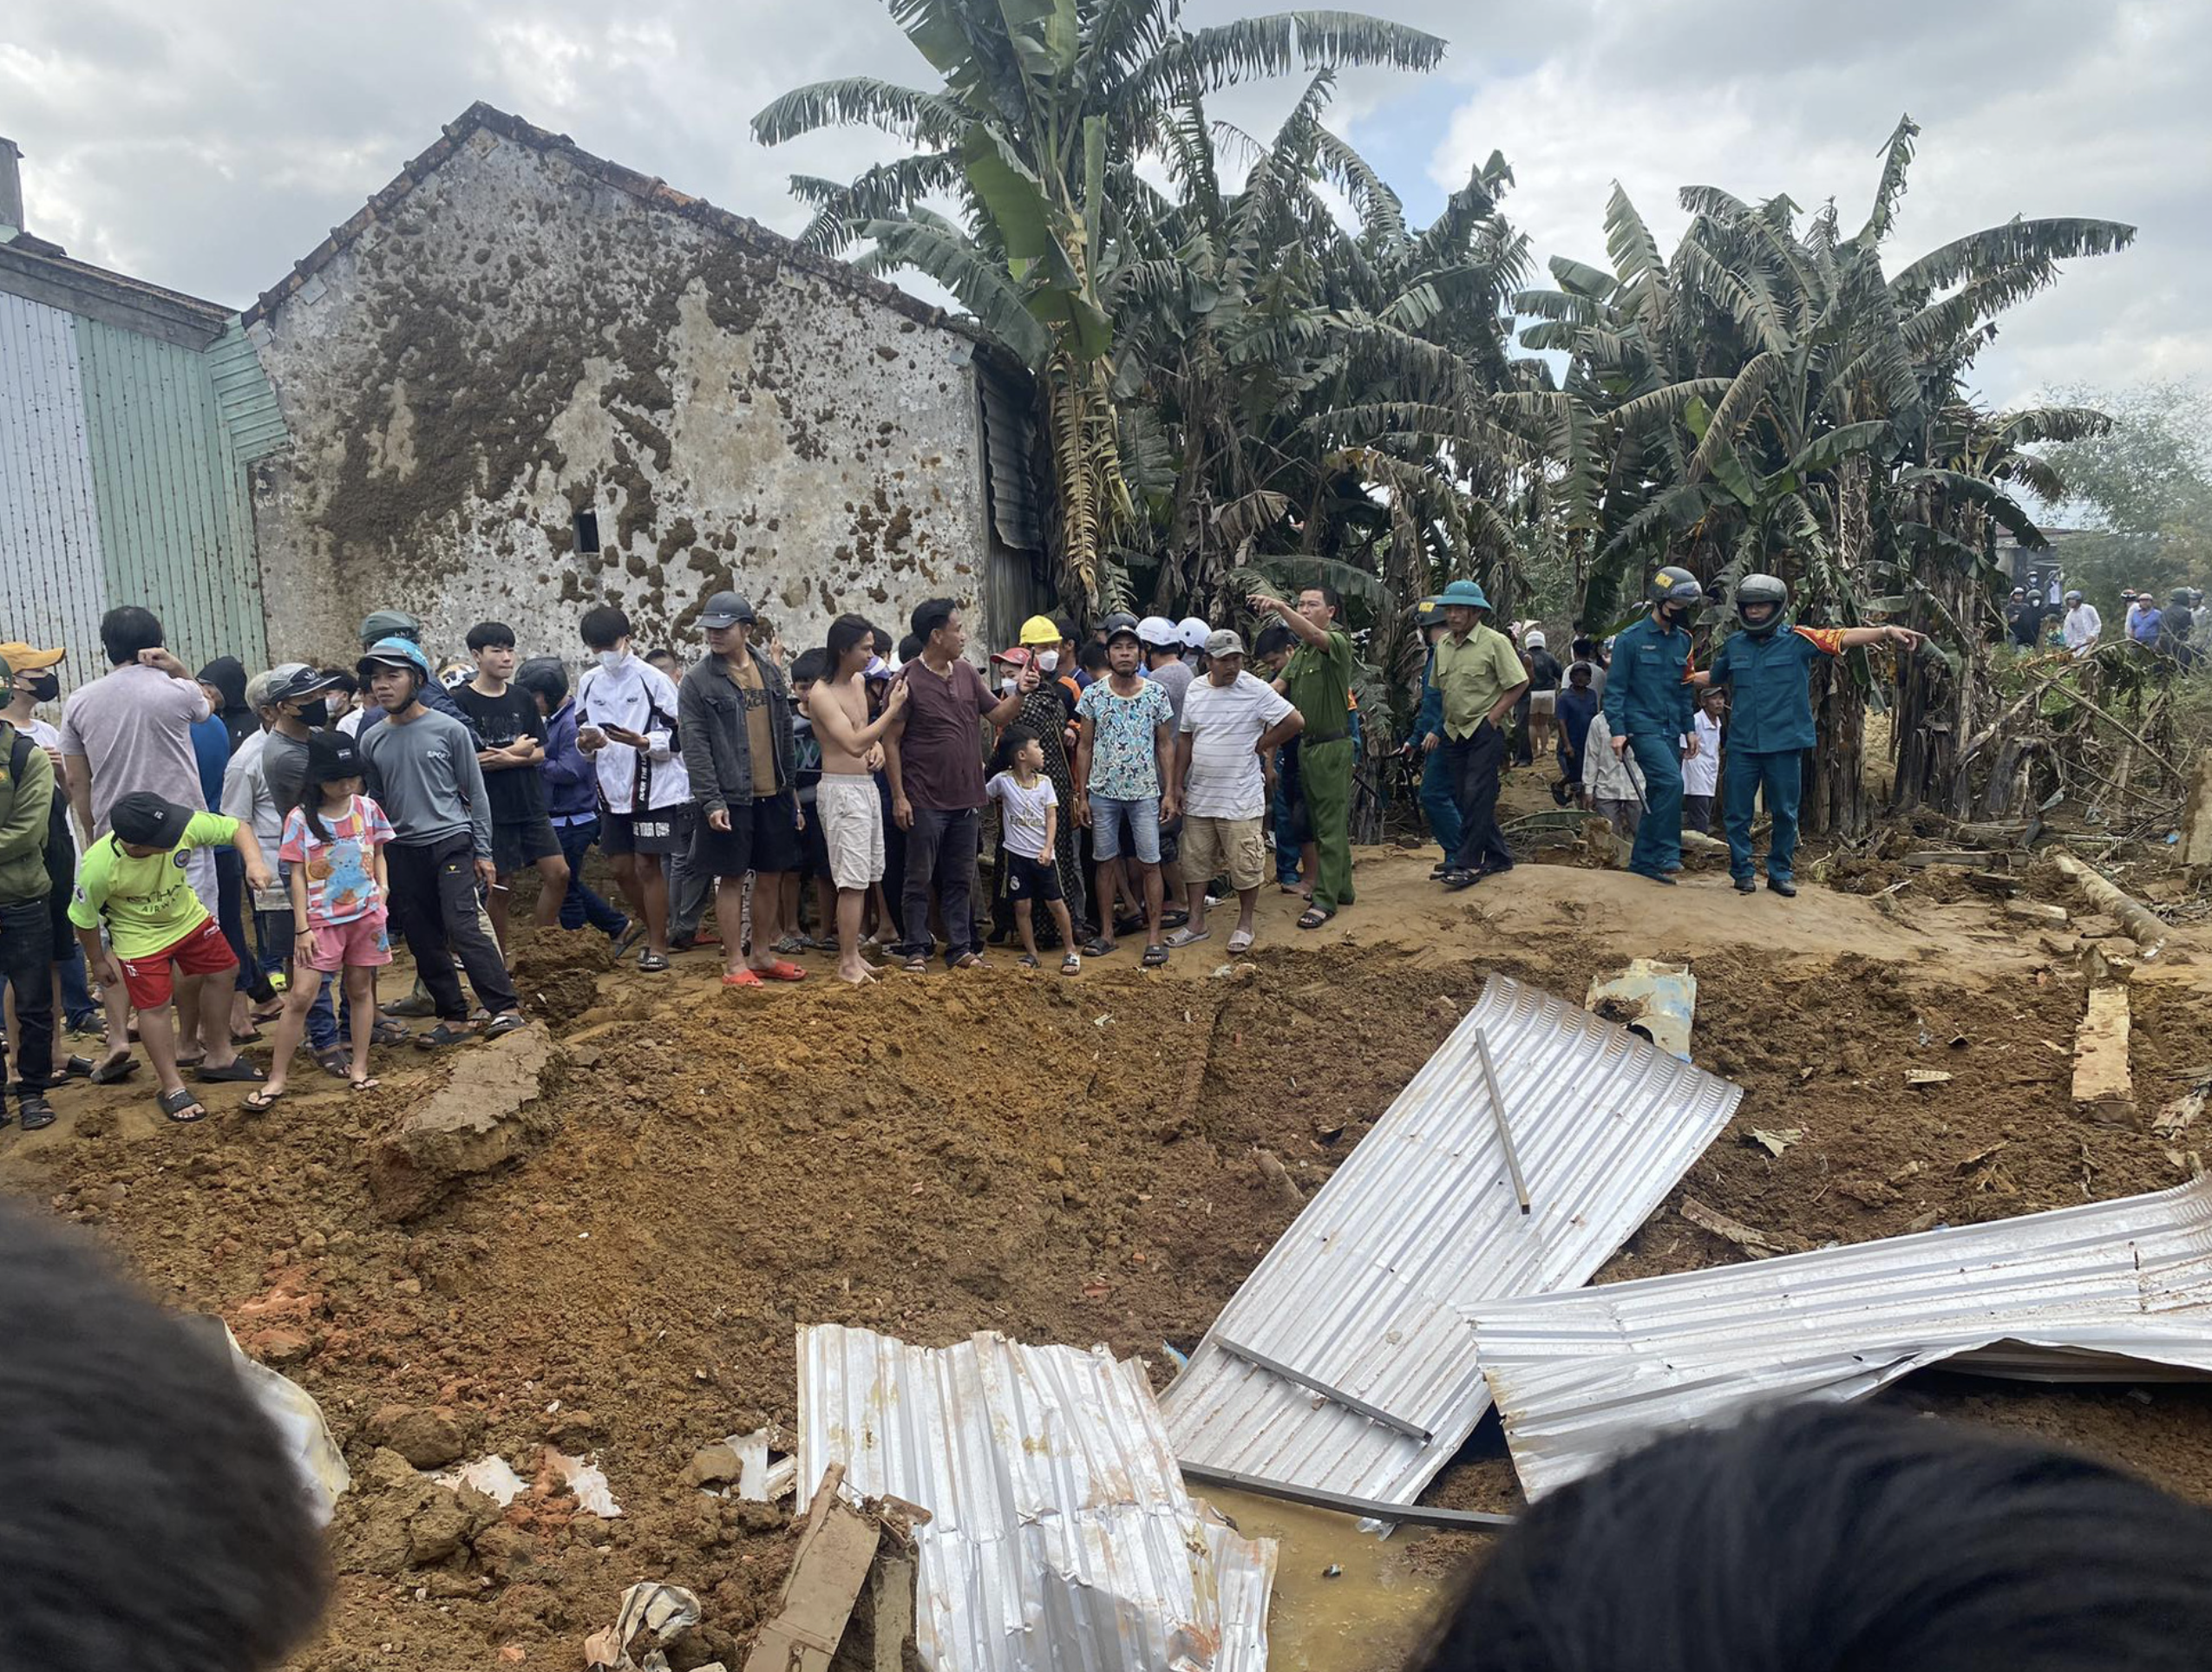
70, 791, 273, 1122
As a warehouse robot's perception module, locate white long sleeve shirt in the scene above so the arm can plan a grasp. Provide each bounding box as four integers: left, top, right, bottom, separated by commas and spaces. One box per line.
2063, 603, 2103, 656
1683, 711, 1722, 796
574, 655, 690, 813
1582, 712, 1648, 802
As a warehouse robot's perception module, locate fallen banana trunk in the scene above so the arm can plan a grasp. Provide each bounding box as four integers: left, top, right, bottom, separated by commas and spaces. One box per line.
2052, 853, 2166, 957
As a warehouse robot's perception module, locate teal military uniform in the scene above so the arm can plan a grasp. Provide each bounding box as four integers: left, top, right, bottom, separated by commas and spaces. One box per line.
1703, 624, 1842, 886
1601, 615, 1694, 877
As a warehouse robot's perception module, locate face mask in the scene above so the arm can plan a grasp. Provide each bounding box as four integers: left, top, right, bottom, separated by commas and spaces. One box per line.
25, 674, 59, 703
1000, 676, 1019, 695
298, 698, 330, 728
1037, 651, 1058, 674
598, 650, 626, 671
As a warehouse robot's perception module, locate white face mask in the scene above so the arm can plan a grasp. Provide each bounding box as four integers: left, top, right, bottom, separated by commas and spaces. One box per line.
1037, 651, 1059, 673
598, 649, 626, 672
1000, 676, 1019, 695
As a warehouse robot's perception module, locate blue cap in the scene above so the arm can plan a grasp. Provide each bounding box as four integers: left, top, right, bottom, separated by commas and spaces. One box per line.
356, 636, 432, 683
1438, 579, 1491, 610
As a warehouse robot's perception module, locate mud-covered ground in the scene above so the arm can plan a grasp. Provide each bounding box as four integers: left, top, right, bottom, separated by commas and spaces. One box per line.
5, 847, 2209, 1670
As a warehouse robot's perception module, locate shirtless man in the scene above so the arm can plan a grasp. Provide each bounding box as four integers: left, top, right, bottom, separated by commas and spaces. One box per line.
804, 614, 907, 983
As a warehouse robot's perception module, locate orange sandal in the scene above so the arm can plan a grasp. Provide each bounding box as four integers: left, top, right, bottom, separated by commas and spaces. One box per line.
722, 969, 763, 988
757, 960, 807, 982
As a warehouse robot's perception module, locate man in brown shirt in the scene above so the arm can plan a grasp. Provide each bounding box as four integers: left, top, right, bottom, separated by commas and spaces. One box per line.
677, 591, 802, 986
881, 598, 1030, 972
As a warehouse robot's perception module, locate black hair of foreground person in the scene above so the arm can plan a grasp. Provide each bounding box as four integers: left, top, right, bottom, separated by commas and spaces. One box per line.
1412, 1402, 2212, 1672
0, 1202, 328, 1672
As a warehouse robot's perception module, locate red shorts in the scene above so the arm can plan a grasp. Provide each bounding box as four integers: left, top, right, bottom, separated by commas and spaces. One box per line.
117, 916, 237, 1010
304, 913, 393, 973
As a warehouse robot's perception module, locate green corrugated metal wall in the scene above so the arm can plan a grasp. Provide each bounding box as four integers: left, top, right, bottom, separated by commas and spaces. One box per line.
72, 316, 273, 673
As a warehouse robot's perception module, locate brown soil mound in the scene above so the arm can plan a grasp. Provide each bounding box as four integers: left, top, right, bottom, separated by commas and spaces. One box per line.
507, 924, 618, 1027
6, 923, 2211, 1668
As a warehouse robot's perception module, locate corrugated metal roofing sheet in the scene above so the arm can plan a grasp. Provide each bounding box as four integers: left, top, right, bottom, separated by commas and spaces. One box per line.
1467, 1175, 2212, 1501
206, 318, 291, 464
0, 289, 109, 696
1161, 973, 1743, 1506
798, 1325, 1275, 1672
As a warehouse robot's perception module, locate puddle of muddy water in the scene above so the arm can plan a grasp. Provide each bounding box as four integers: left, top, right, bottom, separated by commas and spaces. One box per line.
1203, 1488, 1461, 1671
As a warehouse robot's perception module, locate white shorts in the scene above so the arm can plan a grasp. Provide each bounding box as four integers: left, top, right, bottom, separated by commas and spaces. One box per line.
1528, 690, 1557, 715
815, 777, 885, 891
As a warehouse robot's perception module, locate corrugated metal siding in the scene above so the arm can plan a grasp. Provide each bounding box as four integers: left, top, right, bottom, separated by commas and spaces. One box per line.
977, 356, 1043, 553
0, 291, 109, 694
798, 1324, 1275, 1672
206, 317, 291, 463
74, 314, 268, 673
1467, 1175, 2212, 1501
1161, 973, 1744, 1506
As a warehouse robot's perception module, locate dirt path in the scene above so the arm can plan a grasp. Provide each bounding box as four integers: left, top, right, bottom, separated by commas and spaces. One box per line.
5, 846, 2208, 1670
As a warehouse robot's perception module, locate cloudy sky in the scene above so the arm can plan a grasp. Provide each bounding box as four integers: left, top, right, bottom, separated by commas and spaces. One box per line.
6, 0, 2205, 410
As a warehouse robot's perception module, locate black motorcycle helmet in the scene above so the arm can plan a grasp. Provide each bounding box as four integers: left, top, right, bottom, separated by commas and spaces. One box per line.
1734, 573, 1789, 638
1649, 565, 1704, 620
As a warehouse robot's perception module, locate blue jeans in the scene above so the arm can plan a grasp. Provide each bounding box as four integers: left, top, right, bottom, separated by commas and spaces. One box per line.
1420, 747, 1462, 860
555, 818, 629, 937
1273, 748, 1301, 885
1625, 732, 1685, 876
1089, 794, 1162, 865
1724, 748, 1804, 884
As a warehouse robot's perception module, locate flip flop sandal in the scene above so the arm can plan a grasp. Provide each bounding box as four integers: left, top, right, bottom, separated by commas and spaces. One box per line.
414, 1023, 475, 1050
232, 1029, 265, 1045
316, 1048, 352, 1078
900, 954, 930, 974
952, 953, 985, 970
349, 1076, 382, 1092
1159, 909, 1191, 931
1140, 944, 1170, 969
1018, 953, 1041, 969
1442, 870, 1482, 892
770, 935, 808, 956
1060, 954, 1082, 976
1164, 927, 1211, 949
638, 951, 671, 973
1079, 937, 1116, 958
1296, 907, 1332, 930
611, 924, 646, 960
242, 1087, 285, 1114
173, 1053, 206, 1071
481, 1012, 530, 1039
196, 1060, 267, 1083
722, 969, 764, 988
89, 1051, 139, 1085
1227, 931, 1255, 955
17, 1096, 56, 1132
371, 1018, 412, 1046
63, 1055, 97, 1079
756, 961, 808, 982
158, 1087, 208, 1123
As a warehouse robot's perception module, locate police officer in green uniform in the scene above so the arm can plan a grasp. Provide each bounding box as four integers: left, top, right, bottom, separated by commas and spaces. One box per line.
1699, 573, 1921, 896
1248, 585, 1355, 927
1602, 565, 1702, 885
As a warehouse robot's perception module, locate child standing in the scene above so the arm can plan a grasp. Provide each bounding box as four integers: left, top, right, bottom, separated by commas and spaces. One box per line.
1683, 687, 1724, 834
986, 728, 1078, 976
251, 733, 395, 1104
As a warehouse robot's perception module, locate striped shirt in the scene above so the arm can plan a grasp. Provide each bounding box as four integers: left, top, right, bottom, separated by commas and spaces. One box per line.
1179, 671, 1296, 819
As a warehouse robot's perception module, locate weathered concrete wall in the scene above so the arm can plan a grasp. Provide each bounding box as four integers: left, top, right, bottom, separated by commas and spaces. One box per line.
249, 124, 991, 669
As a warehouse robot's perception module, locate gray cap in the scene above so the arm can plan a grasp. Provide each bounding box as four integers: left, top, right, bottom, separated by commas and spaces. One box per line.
359, 609, 421, 648
698, 591, 755, 630
269, 664, 343, 704
1206, 628, 1246, 657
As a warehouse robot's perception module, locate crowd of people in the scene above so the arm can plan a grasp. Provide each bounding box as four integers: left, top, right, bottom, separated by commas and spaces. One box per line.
3, 563, 2187, 1131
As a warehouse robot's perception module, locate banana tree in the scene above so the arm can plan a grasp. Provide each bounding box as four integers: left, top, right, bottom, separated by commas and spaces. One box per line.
755, 0, 1445, 611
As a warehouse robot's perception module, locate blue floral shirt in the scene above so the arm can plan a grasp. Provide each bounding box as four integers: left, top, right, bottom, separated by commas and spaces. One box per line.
1077, 677, 1175, 800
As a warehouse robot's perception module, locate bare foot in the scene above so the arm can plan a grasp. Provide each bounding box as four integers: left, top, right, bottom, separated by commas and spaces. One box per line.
836, 963, 878, 986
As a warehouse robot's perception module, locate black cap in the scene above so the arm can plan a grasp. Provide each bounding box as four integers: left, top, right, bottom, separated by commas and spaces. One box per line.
270, 664, 342, 704
698, 591, 756, 630
108, 791, 194, 849
307, 729, 361, 784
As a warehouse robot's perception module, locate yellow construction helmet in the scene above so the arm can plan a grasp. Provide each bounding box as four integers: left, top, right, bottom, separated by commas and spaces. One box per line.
1018, 614, 1061, 647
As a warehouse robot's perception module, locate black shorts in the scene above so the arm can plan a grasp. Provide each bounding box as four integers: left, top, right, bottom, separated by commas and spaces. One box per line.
602, 805, 690, 858
1005, 850, 1064, 903
690, 789, 802, 878
797, 796, 832, 880
491, 815, 561, 874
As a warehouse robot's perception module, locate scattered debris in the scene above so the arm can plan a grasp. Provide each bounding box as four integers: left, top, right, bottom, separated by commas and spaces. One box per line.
434, 1454, 527, 1507
1473, 1028, 1533, 1215
1253, 1148, 1306, 1212
2073, 984, 2135, 1125
1679, 1195, 1794, 1255
1744, 1127, 1804, 1158
546, 1449, 621, 1519
1585, 959, 1697, 1060
1321, 1564, 1343, 1579
739, 1468, 900, 1672
1470, 1176, 2212, 1501
801, 1325, 1275, 1672
368, 1026, 560, 1218
2154, 1080, 2212, 1141
1163, 974, 1742, 1509
1904, 1070, 1953, 1088
201, 1319, 350, 1524
2006, 899, 2071, 926
2052, 853, 2167, 957
586, 1583, 701, 1672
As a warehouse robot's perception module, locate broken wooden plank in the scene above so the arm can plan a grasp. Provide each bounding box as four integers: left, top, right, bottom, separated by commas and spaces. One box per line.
2072, 985, 2135, 1127
743, 1466, 881, 1672
1680, 1195, 1793, 1256
2183, 754, 2212, 869
2154, 1081, 2210, 1141
2006, 898, 2071, 925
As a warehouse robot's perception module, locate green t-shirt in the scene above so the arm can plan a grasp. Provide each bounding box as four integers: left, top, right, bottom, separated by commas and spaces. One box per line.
1279, 629, 1353, 742
1433, 624, 1528, 739
69, 811, 238, 959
